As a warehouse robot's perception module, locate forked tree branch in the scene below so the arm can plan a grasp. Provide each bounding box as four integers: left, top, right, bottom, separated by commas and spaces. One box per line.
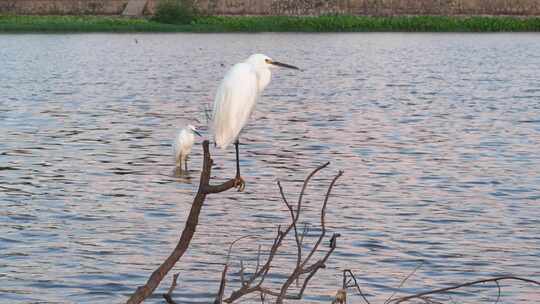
126, 140, 237, 304
276, 170, 343, 303
222, 164, 343, 303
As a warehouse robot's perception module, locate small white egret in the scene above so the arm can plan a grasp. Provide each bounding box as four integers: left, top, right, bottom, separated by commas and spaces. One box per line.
173, 124, 202, 171
212, 54, 299, 191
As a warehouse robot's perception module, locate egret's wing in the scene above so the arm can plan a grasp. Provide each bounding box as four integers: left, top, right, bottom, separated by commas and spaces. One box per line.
212, 63, 258, 149
174, 129, 189, 158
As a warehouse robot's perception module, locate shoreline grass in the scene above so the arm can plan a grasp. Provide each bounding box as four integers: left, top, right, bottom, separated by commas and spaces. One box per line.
1, 15, 540, 33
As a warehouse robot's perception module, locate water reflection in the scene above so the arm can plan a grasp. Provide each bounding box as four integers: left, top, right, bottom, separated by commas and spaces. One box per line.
173, 167, 195, 182
1, 33, 539, 304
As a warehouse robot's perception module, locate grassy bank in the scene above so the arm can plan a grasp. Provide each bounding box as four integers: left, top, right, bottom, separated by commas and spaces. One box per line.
1, 15, 540, 32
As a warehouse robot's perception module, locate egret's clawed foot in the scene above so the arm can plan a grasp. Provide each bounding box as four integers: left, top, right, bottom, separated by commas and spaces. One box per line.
234, 176, 246, 192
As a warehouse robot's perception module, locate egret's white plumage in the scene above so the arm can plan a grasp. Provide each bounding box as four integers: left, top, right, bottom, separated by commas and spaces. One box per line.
173, 124, 201, 170
211, 53, 299, 190
213, 54, 276, 149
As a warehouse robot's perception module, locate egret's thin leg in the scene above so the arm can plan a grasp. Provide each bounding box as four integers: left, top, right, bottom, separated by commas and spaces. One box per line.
184, 157, 188, 172
235, 140, 240, 178
234, 140, 245, 191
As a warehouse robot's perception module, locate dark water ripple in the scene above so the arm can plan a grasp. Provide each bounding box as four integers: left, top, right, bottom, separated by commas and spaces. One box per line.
1, 33, 539, 303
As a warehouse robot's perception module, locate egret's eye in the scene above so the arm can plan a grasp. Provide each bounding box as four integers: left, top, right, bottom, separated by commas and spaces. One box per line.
265, 59, 271, 64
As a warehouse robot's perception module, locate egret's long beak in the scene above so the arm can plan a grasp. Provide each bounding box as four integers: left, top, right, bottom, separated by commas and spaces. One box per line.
270, 61, 300, 70
193, 130, 202, 137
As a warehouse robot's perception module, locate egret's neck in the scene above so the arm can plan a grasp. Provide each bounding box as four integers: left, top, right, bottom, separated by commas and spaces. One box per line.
255, 67, 271, 94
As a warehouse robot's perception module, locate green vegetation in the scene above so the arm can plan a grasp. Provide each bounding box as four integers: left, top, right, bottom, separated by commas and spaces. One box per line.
193, 15, 540, 32
1, 15, 539, 33
0, 15, 182, 32
153, 0, 199, 25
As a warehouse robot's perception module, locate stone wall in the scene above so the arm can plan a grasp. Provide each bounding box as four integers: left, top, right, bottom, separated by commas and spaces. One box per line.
1, 0, 539, 16
0, 0, 128, 14
199, 0, 540, 16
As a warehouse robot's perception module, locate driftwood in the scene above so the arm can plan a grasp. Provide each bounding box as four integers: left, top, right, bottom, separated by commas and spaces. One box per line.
215, 162, 344, 303
126, 140, 239, 304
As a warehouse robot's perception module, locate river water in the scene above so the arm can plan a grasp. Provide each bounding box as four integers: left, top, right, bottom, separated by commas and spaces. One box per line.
1, 33, 539, 303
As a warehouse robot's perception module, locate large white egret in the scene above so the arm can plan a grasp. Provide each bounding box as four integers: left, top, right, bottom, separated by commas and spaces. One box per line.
173, 124, 202, 172
212, 54, 299, 191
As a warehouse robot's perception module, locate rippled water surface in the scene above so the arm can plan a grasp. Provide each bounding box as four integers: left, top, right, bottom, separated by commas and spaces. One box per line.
1, 33, 539, 303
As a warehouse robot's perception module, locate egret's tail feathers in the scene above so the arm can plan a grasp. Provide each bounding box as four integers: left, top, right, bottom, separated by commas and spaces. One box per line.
215, 142, 229, 150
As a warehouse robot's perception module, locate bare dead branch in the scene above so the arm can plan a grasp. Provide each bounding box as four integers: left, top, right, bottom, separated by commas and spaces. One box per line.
278, 180, 302, 271
384, 261, 424, 304
240, 260, 246, 286
299, 223, 309, 247
276, 168, 342, 301
224, 165, 343, 303
215, 235, 257, 304
254, 245, 261, 274
162, 273, 180, 304
289, 233, 340, 302
214, 265, 228, 304
306, 170, 342, 265
494, 280, 501, 304
417, 296, 445, 304
298, 162, 330, 214
389, 276, 540, 304
343, 269, 371, 304
274, 170, 344, 303
223, 221, 288, 302
226, 235, 257, 264
127, 140, 238, 304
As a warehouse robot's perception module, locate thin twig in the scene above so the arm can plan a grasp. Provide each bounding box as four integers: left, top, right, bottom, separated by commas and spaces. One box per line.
278, 180, 302, 271
163, 273, 180, 304
494, 280, 501, 304
389, 276, 540, 303
343, 269, 371, 304
297, 162, 330, 215
300, 170, 343, 269
299, 223, 310, 246
215, 235, 257, 304
254, 245, 261, 274
226, 235, 257, 264
385, 261, 425, 304
276, 170, 344, 303
240, 260, 246, 286
214, 264, 228, 304
418, 296, 445, 304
